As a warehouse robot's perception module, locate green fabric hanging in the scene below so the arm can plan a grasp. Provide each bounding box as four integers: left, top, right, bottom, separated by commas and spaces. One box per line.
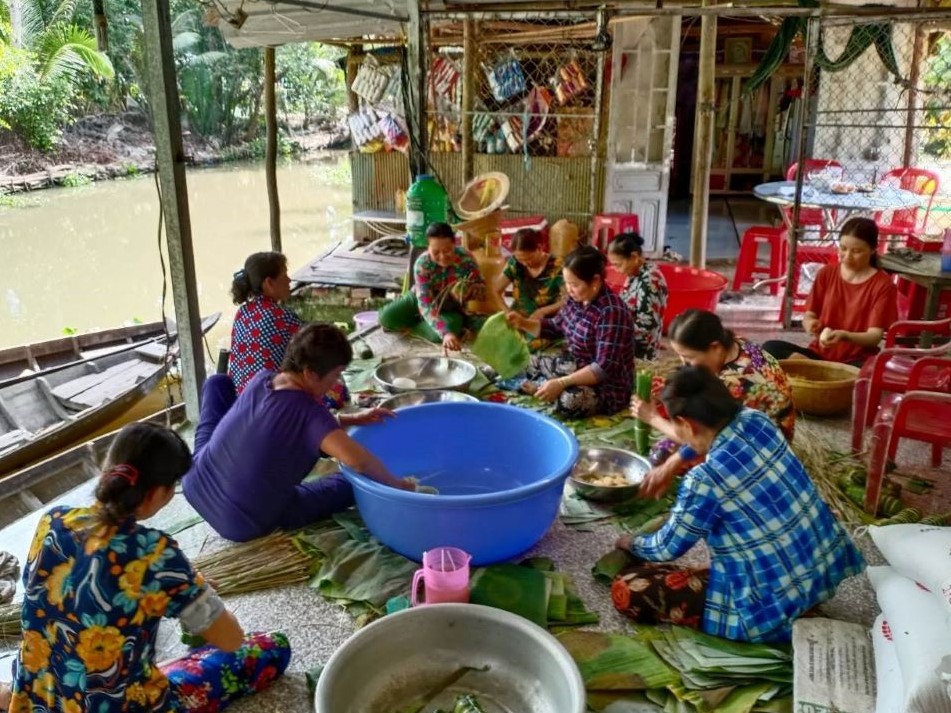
470, 312, 531, 379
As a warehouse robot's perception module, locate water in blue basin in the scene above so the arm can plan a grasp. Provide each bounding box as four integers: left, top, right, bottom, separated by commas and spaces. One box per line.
411, 467, 530, 495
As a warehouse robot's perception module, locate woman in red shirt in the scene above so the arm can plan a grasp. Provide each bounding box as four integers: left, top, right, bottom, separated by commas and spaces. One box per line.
763, 217, 898, 365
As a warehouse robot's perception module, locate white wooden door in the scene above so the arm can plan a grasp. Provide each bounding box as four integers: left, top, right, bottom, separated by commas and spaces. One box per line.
605, 16, 681, 256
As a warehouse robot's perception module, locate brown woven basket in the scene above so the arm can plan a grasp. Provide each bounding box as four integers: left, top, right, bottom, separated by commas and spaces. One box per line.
779, 359, 861, 417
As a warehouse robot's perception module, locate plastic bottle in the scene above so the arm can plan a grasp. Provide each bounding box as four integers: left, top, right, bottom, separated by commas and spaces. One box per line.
942, 227, 951, 273
405, 175, 449, 249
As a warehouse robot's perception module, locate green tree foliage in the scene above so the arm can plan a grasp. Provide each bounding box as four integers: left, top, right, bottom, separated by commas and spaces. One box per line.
277, 42, 344, 128
922, 34, 951, 160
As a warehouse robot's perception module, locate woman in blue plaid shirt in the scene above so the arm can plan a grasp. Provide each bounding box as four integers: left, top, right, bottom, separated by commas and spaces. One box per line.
615, 366, 864, 643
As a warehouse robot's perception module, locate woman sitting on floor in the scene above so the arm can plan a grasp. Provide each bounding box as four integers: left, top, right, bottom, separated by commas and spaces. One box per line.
492, 228, 564, 321
607, 232, 668, 360
505, 246, 635, 418
2, 422, 290, 713
630, 309, 794, 500
228, 250, 347, 408
763, 217, 898, 365
614, 366, 864, 643
183, 323, 414, 543
378, 222, 486, 352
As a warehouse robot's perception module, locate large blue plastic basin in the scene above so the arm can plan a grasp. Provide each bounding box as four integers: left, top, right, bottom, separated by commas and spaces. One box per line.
341, 402, 579, 565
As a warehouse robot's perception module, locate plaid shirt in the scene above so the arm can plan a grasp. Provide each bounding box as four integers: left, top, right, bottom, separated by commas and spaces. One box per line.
631, 408, 865, 643
229, 297, 302, 394
540, 288, 635, 413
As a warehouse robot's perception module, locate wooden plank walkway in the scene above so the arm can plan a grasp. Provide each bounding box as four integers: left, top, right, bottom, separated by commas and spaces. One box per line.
292, 240, 408, 291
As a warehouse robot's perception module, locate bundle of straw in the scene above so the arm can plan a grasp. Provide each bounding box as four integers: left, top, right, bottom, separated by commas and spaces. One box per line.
192, 533, 316, 596
0, 601, 20, 640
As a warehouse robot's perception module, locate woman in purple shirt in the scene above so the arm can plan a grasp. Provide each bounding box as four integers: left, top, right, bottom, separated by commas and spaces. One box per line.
184, 323, 414, 542
507, 246, 636, 417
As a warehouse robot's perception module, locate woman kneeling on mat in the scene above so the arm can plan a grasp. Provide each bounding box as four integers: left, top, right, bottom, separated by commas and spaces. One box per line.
184, 323, 414, 543
3, 423, 290, 713
614, 366, 864, 643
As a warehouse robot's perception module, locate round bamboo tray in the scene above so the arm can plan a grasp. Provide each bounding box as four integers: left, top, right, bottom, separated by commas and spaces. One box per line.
779, 359, 861, 416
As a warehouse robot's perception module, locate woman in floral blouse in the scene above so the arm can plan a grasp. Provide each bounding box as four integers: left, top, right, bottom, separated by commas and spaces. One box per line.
4, 423, 289, 713
493, 228, 564, 320
379, 222, 485, 351
607, 232, 668, 360
630, 309, 795, 500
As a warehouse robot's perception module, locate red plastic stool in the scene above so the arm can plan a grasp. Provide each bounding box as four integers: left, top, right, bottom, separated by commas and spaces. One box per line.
591, 213, 640, 252
732, 226, 788, 296
499, 215, 549, 253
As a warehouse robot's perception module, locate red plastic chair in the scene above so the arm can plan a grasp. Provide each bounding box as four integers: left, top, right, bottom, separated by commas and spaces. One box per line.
875, 167, 940, 244
591, 213, 640, 252
864, 357, 951, 513
786, 160, 843, 235
850, 318, 951, 453
732, 226, 788, 295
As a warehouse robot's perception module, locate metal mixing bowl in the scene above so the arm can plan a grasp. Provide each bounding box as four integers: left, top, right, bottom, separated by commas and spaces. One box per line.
569, 446, 651, 502
314, 604, 586, 713
374, 356, 478, 393
377, 389, 479, 410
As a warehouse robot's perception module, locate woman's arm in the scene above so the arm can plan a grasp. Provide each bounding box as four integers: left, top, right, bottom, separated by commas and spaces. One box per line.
534, 364, 597, 402
530, 298, 565, 321
506, 312, 543, 338
823, 327, 884, 349
199, 609, 244, 653
802, 311, 822, 337
320, 429, 413, 490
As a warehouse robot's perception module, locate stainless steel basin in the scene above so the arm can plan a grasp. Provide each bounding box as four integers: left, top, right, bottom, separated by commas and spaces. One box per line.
569, 446, 651, 502
378, 389, 479, 410
374, 356, 478, 393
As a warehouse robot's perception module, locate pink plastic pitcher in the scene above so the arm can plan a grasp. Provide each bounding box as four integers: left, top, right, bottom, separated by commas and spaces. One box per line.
411, 547, 471, 606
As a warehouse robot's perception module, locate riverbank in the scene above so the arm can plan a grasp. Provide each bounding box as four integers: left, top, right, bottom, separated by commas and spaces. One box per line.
0, 111, 349, 193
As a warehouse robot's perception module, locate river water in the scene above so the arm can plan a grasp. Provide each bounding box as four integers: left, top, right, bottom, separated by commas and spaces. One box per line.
0, 155, 353, 352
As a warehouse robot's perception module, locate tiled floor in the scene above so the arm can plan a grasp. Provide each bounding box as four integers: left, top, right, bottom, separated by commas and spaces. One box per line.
665, 196, 781, 262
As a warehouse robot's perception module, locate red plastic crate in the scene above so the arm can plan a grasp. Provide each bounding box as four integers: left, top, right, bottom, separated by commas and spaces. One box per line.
499, 215, 549, 252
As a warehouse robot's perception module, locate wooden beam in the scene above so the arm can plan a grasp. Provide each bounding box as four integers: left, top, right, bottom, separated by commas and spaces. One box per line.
141, 0, 206, 421
406, 0, 429, 178
903, 23, 926, 168
689, 1, 716, 268
265, 46, 282, 252
461, 19, 476, 182
590, 8, 609, 224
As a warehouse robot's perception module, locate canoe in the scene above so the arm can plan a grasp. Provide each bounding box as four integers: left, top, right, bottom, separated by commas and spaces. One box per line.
0, 405, 187, 530
0, 314, 219, 476
0, 319, 177, 387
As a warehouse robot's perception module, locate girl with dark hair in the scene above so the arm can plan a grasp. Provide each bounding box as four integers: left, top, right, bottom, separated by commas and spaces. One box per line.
228, 251, 348, 409
763, 217, 898, 364
631, 309, 794, 499
5, 423, 290, 713
492, 228, 564, 321
184, 323, 415, 543
607, 232, 668, 360
505, 245, 636, 417
613, 366, 864, 643
379, 222, 486, 352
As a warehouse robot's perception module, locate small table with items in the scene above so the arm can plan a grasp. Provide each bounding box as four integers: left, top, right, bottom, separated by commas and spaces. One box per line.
879, 250, 951, 324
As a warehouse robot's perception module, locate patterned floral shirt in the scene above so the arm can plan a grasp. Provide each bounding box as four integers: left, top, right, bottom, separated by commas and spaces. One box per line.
229, 296, 302, 394
413, 247, 485, 337
617, 262, 668, 360
540, 288, 636, 414
502, 255, 564, 317
631, 409, 865, 643
720, 339, 795, 441
10, 506, 208, 713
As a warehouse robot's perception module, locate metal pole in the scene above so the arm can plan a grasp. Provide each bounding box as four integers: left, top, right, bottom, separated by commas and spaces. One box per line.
141, 0, 205, 421
406, 0, 429, 179
590, 8, 608, 225
688, 0, 716, 268
461, 19, 476, 182
902, 23, 925, 168
782, 15, 819, 329
264, 46, 282, 252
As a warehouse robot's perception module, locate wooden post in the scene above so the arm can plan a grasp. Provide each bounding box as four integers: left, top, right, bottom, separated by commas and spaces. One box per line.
141, 0, 205, 421
406, 0, 429, 179
461, 19, 477, 182
782, 16, 819, 329
347, 46, 362, 114
265, 46, 282, 252
590, 8, 609, 226
688, 1, 717, 268
902, 23, 925, 168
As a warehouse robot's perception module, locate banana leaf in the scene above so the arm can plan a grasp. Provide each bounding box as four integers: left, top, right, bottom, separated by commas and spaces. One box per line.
471, 312, 531, 379
558, 630, 679, 691
592, 548, 637, 585
469, 564, 550, 628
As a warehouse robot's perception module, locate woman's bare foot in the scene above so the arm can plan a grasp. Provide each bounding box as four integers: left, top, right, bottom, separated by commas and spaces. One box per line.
0, 682, 12, 711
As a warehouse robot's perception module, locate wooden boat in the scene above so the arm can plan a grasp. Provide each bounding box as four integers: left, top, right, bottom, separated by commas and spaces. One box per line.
1, 318, 184, 387
0, 405, 187, 530
0, 314, 219, 476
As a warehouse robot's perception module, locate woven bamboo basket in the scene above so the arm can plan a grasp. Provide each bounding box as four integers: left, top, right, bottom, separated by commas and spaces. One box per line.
779, 359, 861, 416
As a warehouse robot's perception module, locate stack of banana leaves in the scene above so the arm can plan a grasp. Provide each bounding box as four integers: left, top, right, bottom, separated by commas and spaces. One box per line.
559, 627, 792, 713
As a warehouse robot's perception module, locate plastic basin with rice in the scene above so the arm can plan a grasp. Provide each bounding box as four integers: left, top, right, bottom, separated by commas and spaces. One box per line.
341, 402, 578, 565
314, 604, 585, 713
779, 359, 860, 416
656, 263, 729, 333
569, 446, 651, 502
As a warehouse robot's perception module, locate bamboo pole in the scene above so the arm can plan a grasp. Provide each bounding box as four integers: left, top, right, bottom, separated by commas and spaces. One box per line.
346, 45, 362, 114
902, 23, 925, 169
461, 19, 476, 182
264, 46, 282, 253
406, 0, 429, 179
688, 1, 716, 269
590, 8, 609, 226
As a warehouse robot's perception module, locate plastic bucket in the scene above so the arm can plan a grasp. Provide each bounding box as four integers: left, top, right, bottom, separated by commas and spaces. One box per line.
353, 310, 379, 331
656, 263, 729, 334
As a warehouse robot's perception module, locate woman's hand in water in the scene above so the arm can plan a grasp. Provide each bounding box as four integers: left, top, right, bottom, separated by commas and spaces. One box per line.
344, 408, 395, 426
630, 395, 658, 424
397, 477, 418, 491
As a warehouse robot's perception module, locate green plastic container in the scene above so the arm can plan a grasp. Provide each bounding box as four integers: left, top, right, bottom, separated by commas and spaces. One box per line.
406, 174, 449, 248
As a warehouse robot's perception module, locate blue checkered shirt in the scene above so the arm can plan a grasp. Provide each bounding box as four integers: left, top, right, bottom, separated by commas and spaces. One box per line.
631, 408, 865, 642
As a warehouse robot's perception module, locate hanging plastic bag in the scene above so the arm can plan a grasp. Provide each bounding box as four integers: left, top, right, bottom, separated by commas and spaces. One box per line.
471, 313, 531, 380
552, 59, 589, 105
351, 55, 389, 105
484, 57, 527, 103
378, 113, 409, 153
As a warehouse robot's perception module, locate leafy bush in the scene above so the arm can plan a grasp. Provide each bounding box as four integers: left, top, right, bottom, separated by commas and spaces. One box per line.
0, 46, 76, 151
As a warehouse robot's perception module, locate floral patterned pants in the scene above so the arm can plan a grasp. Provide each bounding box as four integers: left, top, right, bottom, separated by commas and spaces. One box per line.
611, 562, 709, 630
161, 631, 291, 712
525, 354, 600, 418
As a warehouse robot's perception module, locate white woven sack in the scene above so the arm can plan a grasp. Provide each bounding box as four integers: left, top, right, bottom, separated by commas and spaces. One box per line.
869, 524, 951, 620
871, 614, 905, 713
867, 566, 951, 713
